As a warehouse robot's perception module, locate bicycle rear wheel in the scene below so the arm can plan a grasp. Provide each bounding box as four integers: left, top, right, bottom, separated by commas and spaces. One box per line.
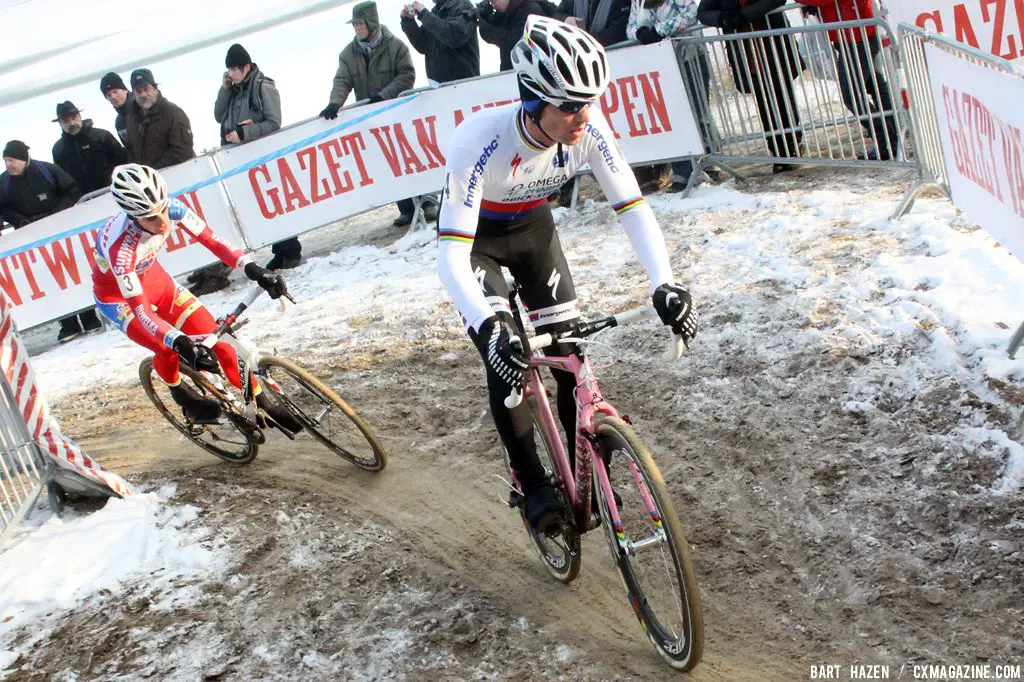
508, 394, 581, 583
139, 358, 260, 464
592, 414, 703, 671
256, 356, 387, 472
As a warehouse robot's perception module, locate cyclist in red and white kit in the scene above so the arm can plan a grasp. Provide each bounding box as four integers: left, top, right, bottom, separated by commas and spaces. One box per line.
93, 163, 301, 430
437, 18, 699, 531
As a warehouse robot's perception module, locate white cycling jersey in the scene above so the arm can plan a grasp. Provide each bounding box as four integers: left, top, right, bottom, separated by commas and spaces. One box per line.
437, 105, 676, 331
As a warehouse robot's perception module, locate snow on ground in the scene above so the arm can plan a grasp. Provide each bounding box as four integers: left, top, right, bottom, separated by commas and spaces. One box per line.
0, 486, 222, 667
32, 177, 1024, 490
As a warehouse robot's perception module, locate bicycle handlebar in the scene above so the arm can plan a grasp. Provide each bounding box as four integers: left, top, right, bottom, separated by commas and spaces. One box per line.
503, 305, 687, 408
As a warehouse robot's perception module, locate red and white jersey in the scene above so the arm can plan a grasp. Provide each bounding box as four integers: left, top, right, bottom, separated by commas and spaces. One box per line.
94, 198, 248, 300
92, 198, 250, 349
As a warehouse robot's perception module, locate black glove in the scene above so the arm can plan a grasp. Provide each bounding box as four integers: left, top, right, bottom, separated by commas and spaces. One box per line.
476, 0, 495, 20
244, 261, 288, 299
720, 10, 747, 31
652, 283, 698, 342
320, 102, 341, 120
173, 335, 221, 373
474, 316, 529, 392
635, 26, 662, 45
368, 92, 384, 103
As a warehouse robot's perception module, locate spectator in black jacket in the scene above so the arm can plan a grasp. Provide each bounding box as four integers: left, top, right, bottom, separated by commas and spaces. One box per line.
557, 0, 630, 46
125, 68, 195, 170
0, 140, 99, 342
478, 0, 560, 70
100, 72, 134, 152
401, 0, 480, 83
51, 101, 127, 194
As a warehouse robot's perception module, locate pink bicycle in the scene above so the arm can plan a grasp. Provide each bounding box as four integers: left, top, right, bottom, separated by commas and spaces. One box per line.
503, 279, 704, 672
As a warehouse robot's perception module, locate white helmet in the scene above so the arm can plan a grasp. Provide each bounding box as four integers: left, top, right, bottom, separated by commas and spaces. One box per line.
110, 163, 169, 217
511, 16, 610, 107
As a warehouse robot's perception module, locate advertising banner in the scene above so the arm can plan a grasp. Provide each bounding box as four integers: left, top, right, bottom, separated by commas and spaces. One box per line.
884, 0, 1024, 62
925, 42, 1024, 260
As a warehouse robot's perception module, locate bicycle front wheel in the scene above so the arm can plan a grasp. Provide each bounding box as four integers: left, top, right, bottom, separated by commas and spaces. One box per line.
139, 358, 260, 465
256, 356, 387, 472
592, 414, 703, 671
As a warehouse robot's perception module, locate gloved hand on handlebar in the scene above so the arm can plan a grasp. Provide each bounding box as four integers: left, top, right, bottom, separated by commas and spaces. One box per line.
474, 315, 529, 393
652, 283, 698, 343
173, 335, 221, 373
244, 262, 288, 299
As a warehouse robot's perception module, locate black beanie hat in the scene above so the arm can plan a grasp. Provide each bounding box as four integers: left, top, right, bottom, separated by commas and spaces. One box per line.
225, 44, 252, 69
100, 72, 127, 95
2, 140, 30, 162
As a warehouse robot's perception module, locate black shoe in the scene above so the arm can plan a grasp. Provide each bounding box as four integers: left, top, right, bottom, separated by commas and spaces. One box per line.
81, 311, 103, 333
279, 255, 302, 269
393, 213, 413, 227
265, 255, 282, 271
522, 482, 563, 533
57, 317, 83, 343
422, 204, 438, 222
169, 384, 222, 424
772, 163, 799, 174
256, 386, 304, 433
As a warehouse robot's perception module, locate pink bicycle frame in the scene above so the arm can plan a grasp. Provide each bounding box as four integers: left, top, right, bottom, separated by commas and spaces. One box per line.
525, 352, 627, 534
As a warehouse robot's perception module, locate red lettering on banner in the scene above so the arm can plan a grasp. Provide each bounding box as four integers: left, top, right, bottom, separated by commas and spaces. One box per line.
453, 108, 466, 127
942, 86, 968, 175
371, 126, 405, 177
413, 116, 446, 169
916, 10, 943, 31
12, 252, 45, 301
39, 238, 81, 290
982, 0, 1019, 59
318, 139, 355, 195
164, 227, 195, 253
396, 125, 427, 174
954, 3, 981, 48
77, 230, 100, 271
250, 165, 284, 219
341, 132, 374, 187
599, 87, 622, 139
177, 191, 206, 223
637, 72, 672, 135
371, 124, 429, 176
297, 147, 331, 204
0, 258, 21, 306
616, 76, 647, 137
277, 157, 311, 212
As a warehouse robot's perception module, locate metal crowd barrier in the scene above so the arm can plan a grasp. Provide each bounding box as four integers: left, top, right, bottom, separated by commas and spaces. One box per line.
672, 2, 914, 193
0, 373, 49, 544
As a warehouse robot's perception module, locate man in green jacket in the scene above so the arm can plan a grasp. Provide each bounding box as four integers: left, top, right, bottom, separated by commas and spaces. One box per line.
319, 1, 422, 227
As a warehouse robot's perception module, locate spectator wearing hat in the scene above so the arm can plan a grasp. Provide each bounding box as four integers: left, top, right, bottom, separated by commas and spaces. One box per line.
0, 141, 96, 342
215, 43, 300, 270
319, 1, 418, 227
124, 68, 195, 169
100, 72, 134, 151
51, 100, 127, 194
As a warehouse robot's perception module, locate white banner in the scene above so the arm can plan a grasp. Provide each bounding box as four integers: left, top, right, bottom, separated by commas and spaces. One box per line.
884, 0, 1024, 62
925, 42, 1024, 260
216, 41, 702, 249
0, 156, 243, 330
0, 42, 700, 329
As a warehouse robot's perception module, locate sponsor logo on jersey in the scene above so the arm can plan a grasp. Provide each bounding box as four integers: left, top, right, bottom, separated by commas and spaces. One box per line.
114, 229, 140, 274
552, 150, 569, 168
464, 135, 500, 208
510, 153, 522, 177
586, 123, 619, 174
504, 173, 570, 202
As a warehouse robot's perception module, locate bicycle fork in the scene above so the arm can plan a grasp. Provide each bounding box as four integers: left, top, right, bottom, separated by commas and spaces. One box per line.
589, 436, 668, 557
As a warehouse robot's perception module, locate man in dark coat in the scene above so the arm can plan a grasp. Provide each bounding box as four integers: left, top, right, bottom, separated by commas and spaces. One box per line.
125, 68, 195, 169
0, 140, 100, 342
214, 43, 299, 270
478, 0, 560, 71
556, 0, 630, 46
400, 0, 480, 83
100, 72, 134, 152
698, 0, 803, 171
51, 101, 127, 194
320, 2, 421, 227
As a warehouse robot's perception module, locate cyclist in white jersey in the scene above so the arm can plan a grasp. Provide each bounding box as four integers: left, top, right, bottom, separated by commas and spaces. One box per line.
437, 17, 699, 531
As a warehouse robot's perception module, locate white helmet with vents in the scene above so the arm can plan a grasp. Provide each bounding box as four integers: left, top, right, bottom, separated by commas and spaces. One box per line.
110, 163, 169, 217
511, 16, 610, 107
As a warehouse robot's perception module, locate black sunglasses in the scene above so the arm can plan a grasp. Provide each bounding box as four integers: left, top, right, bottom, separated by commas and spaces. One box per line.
557, 101, 590, 113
